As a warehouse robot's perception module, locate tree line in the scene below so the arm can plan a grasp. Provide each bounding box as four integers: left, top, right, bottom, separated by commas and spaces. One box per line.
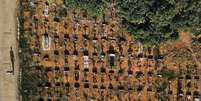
65, 0, 201, 44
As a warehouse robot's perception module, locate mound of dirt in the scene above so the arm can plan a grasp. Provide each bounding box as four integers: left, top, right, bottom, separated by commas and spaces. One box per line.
174, 31, 192, 49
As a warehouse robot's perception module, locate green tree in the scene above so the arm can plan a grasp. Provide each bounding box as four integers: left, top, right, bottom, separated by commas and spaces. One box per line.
64, 0, 108, 17
19, 37, 29, 49
160, 69, 176, 79
117, 0, 201, 44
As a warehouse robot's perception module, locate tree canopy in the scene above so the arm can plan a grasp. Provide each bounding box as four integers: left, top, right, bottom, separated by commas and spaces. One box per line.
64, 0, 108, 17
117, 0, 201, 44
19, 37, 29, 49
64, 0, 201, 44
160, 69, 176, 79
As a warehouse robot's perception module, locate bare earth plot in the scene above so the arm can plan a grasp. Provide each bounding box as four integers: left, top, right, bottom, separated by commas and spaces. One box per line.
0, 0, 19, 101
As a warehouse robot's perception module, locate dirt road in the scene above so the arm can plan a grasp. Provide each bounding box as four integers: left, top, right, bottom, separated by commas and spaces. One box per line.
0, 0, 19, 101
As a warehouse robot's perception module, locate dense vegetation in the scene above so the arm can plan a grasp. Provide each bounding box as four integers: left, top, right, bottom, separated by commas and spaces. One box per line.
19, 0, 40, 100
117, 0, 201, 44
64, 0, 108, 17
65, 0, 201, 44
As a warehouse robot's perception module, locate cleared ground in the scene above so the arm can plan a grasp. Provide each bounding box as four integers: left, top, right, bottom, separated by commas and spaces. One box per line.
0, 0, 19, 101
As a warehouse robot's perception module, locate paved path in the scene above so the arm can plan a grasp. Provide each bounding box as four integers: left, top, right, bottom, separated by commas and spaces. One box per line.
0, 0, 19, 101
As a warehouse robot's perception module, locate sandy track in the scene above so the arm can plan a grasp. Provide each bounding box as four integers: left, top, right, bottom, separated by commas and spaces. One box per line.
0, 0, 19, 101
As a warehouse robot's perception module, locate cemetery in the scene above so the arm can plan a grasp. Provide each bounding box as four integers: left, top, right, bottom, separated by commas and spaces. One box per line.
19, 0, 201, 101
